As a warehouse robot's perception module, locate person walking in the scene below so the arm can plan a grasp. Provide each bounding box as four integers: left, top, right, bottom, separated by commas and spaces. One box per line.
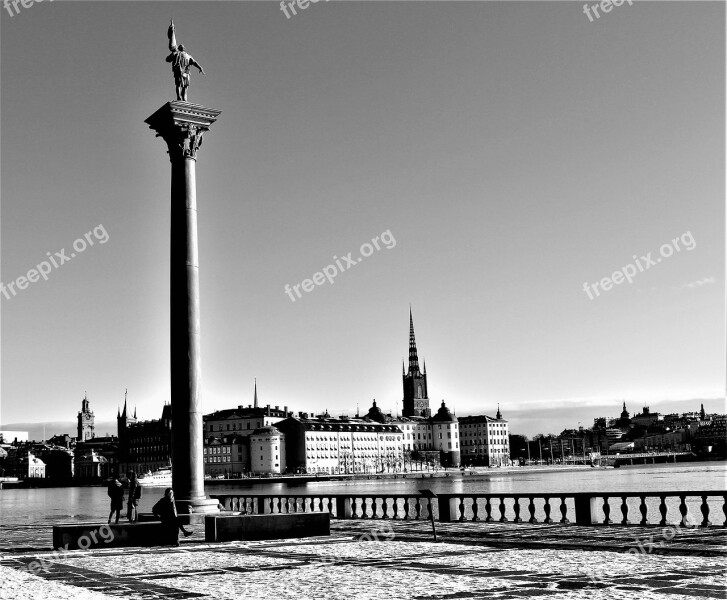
127, 471, 142, 522
107, 476, 124, 524
152, 488, 193, 546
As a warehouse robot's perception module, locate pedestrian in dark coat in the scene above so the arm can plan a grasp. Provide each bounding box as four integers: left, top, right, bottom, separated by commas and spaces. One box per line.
127, 471, 142, 522
107, 477, 124, 524
152, 488, 193, 545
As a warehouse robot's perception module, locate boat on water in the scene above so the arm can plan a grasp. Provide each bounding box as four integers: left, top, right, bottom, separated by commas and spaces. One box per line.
137, 467, 172, 486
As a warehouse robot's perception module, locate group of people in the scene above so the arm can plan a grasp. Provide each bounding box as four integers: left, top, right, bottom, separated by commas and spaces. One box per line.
107, 472, 193, 545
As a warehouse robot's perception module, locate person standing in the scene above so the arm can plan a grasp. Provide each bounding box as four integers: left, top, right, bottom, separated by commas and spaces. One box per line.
107, 476, 124, 524
127, 471, 142, 522
152, 488, 193, 546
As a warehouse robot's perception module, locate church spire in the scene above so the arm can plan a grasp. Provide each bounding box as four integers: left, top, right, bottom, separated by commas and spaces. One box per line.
254, 378, 258, 409
408, 308, 420, 374
122, 389, 128, 418
496, 403, 502, 420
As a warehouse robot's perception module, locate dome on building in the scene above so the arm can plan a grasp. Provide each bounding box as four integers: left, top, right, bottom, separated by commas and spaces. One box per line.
431, 400, 454, 422
365, 400, 386, 423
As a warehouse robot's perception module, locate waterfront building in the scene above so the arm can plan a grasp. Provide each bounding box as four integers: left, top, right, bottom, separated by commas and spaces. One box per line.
77, 393, 95, 442
250, 427, 286, 474
203, 382, 289, 437
274, 416, 404, 474
458, 406, 508, 467
631, 406, 663, 428
117, 396, 172, 476
5, 449, 46, 478
203, 434, 247, 477
74, 436, 118, 480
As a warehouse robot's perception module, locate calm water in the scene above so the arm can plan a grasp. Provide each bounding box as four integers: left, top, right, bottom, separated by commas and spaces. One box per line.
1, 461, 724, 530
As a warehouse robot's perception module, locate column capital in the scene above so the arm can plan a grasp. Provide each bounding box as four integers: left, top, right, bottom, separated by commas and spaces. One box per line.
146, 101, 222, 160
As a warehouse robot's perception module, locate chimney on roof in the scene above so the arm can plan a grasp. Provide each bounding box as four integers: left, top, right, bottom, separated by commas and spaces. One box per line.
275, 405, 279, 410
284, 406, 288, 415
266, 405, 270, 416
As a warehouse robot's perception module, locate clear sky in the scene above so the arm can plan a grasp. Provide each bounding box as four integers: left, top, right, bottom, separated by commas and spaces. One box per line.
1, 1, 724, 438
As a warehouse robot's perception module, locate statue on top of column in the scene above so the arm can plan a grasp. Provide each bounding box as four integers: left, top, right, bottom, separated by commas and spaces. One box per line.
166, 20, 205, 102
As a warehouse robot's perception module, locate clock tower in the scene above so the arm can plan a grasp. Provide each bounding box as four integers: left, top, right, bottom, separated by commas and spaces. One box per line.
77, 393, 95, 442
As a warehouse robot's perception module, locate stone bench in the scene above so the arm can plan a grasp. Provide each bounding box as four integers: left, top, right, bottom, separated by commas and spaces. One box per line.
52, 522, 171, 550
205, 512, 330, 542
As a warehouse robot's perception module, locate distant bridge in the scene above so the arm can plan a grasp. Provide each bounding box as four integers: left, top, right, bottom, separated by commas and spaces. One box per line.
600, 452, 695, 466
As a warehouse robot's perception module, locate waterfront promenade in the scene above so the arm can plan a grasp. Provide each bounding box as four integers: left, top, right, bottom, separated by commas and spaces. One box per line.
1, 521, 725, 600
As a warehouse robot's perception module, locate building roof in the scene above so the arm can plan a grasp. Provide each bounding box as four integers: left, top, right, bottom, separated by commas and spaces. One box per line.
251, 426, 284, 437
431, 400, 455, 423
275, 417, 402, 434
458, 414, 508, 424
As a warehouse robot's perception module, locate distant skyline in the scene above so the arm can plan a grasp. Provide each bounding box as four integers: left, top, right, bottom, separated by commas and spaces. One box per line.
2, 2, 724, 436
3, 394, 724, 443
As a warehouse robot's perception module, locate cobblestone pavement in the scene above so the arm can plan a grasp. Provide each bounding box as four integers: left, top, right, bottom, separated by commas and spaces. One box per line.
1, 522, 725, 600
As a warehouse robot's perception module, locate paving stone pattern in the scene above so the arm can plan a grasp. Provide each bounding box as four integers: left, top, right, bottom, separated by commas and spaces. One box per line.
0, 521, 725, 600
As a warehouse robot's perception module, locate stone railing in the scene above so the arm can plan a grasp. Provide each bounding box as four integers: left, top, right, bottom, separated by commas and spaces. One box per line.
209, 491, 726, 526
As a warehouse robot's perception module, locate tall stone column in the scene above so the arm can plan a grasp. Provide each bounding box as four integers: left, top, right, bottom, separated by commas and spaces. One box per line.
146, 101, 221, 514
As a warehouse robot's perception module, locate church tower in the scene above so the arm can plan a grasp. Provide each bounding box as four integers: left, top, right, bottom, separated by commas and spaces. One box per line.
116, 389, 137, 437
77, 392, 95, 441
402, 309, 431, 417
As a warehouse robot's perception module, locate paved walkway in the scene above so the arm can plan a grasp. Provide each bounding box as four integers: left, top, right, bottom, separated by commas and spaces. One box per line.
1, 522, 725, 600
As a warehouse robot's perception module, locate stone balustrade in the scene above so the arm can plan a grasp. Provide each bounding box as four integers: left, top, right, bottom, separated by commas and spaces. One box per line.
209, 491, 726, 526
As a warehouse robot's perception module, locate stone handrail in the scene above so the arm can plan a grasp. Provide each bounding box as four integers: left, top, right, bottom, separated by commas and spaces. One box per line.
209, 491, 726, 526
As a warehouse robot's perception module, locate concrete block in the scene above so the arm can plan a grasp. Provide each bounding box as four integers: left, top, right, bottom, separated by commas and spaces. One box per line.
205, 512, 330, 542
52, 522, 171, 550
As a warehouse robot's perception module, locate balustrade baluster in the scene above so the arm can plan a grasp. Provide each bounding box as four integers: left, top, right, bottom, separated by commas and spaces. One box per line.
485, 497, 494, 522
602, 496, 612, 525
352, 497, 358, 519
284, 498, 290, 513
459, 497, 466, 522
372, 498, 378, 519
415, 497, 422, 520
362, 497, 369, 519
544, 497, 553, 524
528, 497, 537, 524
328, 498, 334, 515
393, 497, 400, 519
498, 497, 508, 522
472, 497, 480, 522
513, 497, 522, 523
426, 499, 432, 522
679, 495, 688, 526
620, 496, 629, 525
559, 496, 569, 524
700, 495, 711, 527
318, 498, 324, 513
403, 498, 410, 520
382, 498, 389, 519
310, 497, 316, 512
658, 496, 667, 526
639, 495, 648, 525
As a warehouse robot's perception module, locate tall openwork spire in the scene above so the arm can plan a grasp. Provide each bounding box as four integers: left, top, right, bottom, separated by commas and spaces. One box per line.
408, 308, 420, 375
253, 378, 259, 409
